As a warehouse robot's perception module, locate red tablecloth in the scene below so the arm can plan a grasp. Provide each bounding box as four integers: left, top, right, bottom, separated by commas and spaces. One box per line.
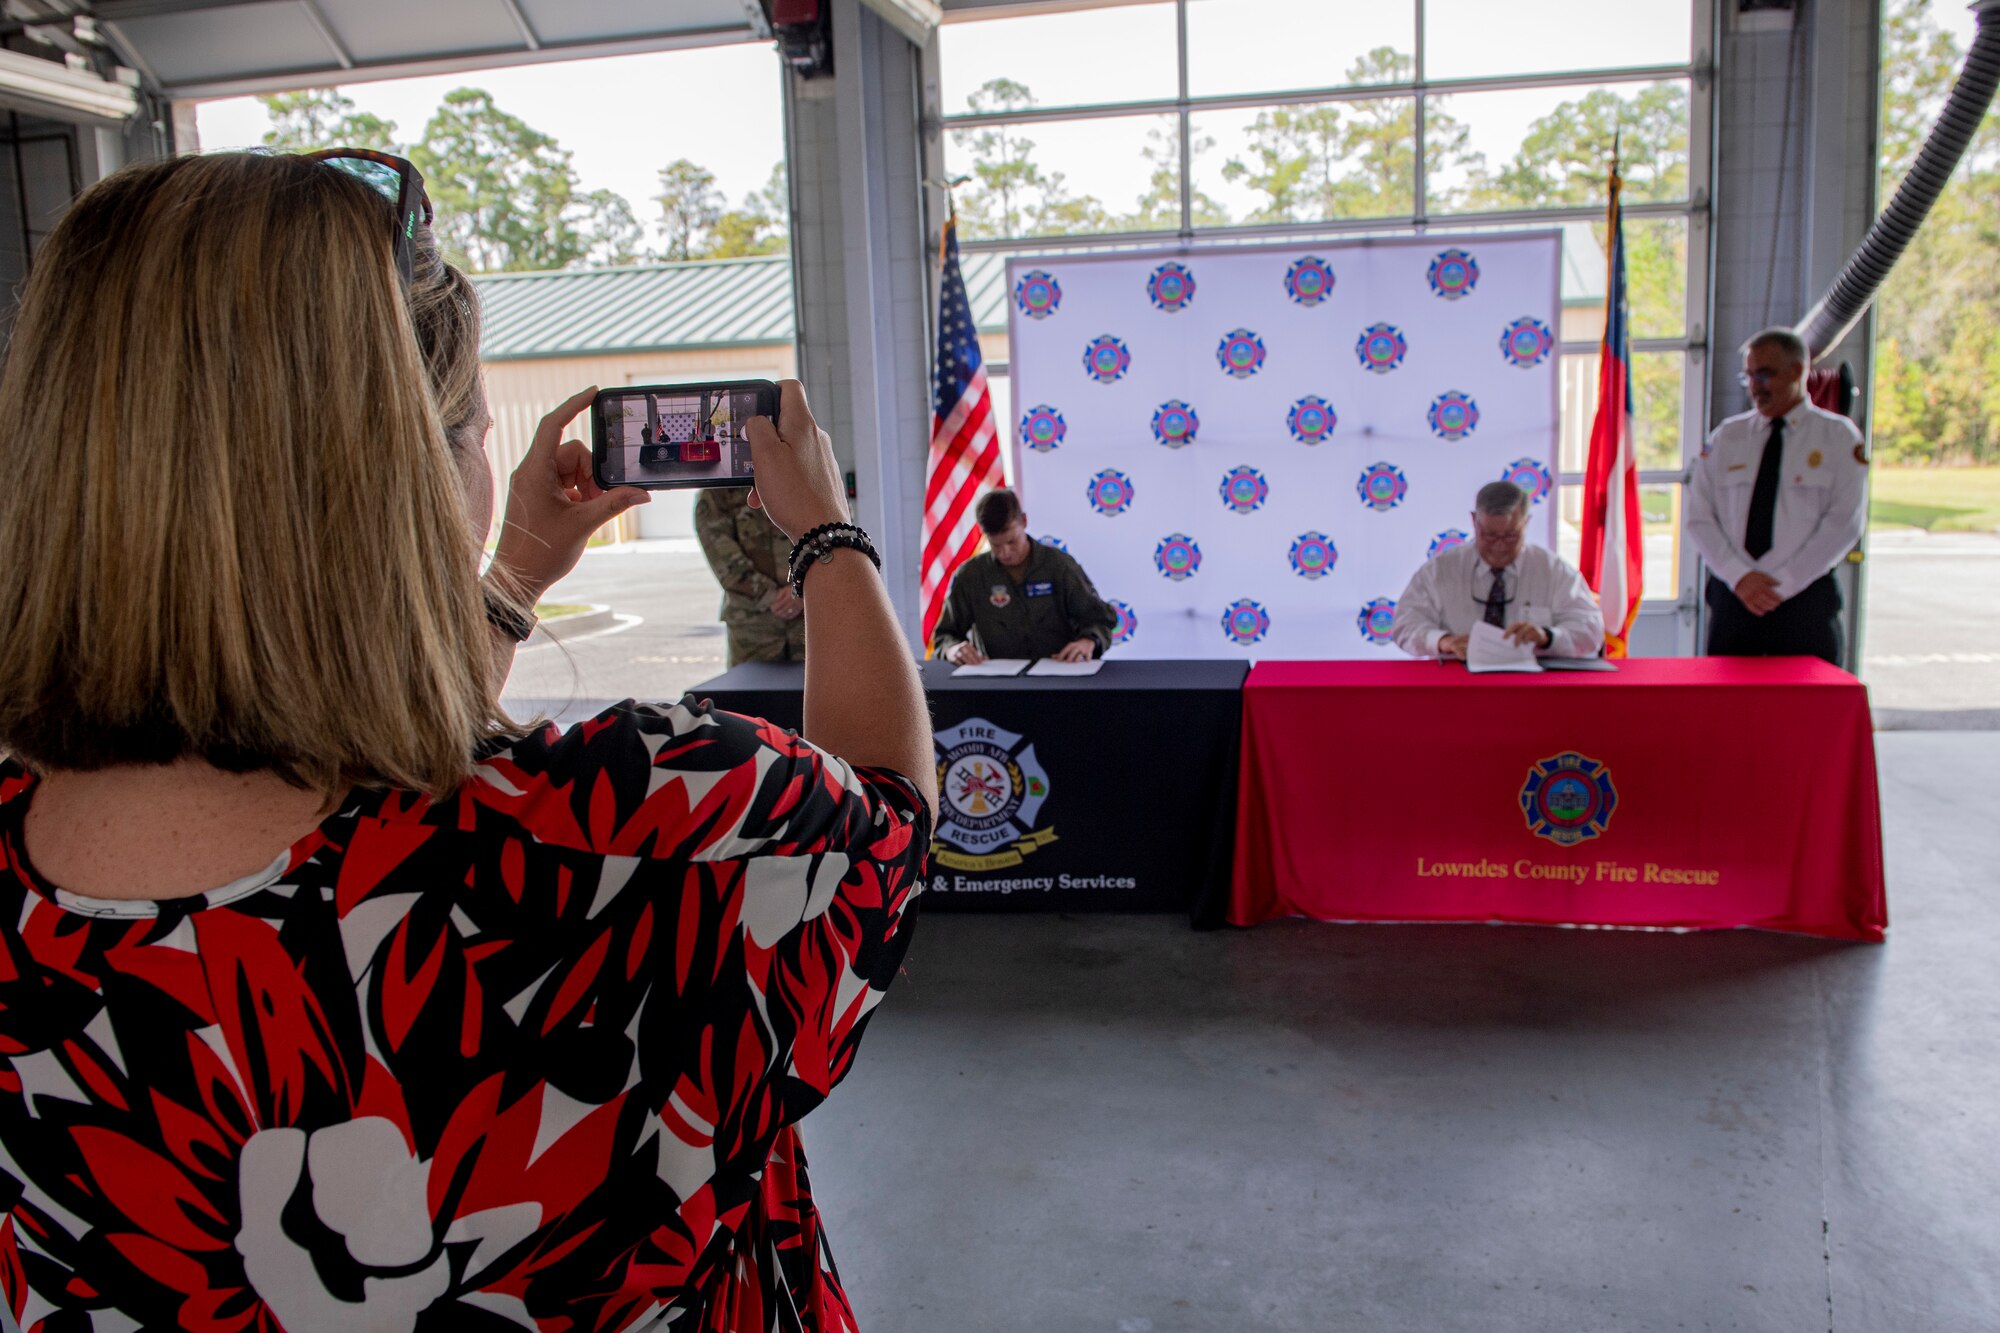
1229, 658, 1886, 940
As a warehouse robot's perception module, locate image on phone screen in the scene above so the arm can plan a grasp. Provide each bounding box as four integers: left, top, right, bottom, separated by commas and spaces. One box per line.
598, 385, 761, 487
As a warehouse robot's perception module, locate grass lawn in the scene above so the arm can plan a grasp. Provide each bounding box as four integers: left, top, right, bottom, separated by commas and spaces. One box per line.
534, 603, 593, 619
1869, 466, 2000, 531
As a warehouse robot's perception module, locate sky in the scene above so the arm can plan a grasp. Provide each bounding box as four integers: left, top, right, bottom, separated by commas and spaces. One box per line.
194, 0, 1978, 252
194, 45, 787, 251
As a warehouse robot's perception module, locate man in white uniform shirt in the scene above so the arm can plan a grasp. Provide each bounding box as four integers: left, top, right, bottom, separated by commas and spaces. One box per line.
1392, 480, 1604, 660
1687, 327, 1867, 665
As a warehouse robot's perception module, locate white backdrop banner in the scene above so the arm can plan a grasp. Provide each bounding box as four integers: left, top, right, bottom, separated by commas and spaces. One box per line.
1005, 234, 1562, 659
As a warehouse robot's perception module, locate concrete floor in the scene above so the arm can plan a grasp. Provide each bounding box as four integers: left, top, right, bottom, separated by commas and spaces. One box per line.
503, 540, 1998, 1326
799, 734, 1999, 1333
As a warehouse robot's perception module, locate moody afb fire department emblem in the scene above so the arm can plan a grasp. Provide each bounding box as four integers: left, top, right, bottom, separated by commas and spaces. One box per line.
1020, 404, 1067, 453
1429, 528, 1469, 558
1288, 395, 1337, 444
933, 718, 1054, 870
1427, 390, 1480, 440
1217, 328, 1267, 378
1015, 270, 1061, 319
1110, 599, 1138, 646
1428, 247, 1480, 299
1285, 254, 1336, 306
1499, 316, 1555, 368
1148, 261, 1196, 311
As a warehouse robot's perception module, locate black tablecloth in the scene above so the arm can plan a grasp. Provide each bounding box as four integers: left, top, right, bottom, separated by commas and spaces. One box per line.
690, 660, 1246, 917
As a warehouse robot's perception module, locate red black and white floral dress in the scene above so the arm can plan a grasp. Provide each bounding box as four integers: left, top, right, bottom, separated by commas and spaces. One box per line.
0, 701, 928, 1332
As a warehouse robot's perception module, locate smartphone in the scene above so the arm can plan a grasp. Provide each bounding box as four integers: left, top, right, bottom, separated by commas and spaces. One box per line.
591, 379, 779, 490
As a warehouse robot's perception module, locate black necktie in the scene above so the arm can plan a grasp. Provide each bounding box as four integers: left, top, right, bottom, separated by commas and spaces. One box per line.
1481, 569, 1508, 627
1745, 415, 1785, 559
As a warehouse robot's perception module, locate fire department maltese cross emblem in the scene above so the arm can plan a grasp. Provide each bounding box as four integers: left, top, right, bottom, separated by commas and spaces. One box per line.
933, 718, 1054, 870
1520, 751, 1618, 847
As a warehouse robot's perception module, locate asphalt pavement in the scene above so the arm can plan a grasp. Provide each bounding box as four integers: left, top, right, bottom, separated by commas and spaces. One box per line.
500, 539, 732, 727
1854, 529, 2000, 720
502, 530, 2000, 728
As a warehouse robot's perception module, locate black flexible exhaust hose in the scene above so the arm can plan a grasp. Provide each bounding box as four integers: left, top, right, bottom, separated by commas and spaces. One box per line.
1797, 0, 2000, 357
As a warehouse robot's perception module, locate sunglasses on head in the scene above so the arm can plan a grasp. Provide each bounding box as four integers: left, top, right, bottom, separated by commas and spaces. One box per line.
304, 147, 433, 286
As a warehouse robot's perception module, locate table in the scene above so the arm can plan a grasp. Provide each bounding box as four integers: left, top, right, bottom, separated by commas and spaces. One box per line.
693, 660, 1247, 915
1226, 658, 1886, 940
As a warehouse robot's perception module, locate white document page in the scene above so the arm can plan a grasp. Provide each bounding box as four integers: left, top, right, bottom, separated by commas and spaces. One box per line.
951, 659, 1031, 677
1465, 620, 1544, 674
1026, 658, 1104, 677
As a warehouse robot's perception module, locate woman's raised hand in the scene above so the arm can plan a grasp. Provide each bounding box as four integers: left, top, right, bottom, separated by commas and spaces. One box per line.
490, 387, 649, 602
743, 381, 849, 542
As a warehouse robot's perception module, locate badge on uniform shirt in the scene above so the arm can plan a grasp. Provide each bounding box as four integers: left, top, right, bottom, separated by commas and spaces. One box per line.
989, 584, 1012, 608
1025, 581, 1055, 597
1807, 450, 1822, 468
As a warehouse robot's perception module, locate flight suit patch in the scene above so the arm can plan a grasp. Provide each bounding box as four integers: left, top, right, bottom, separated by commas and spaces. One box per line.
989, 584, 1012, 608
1025, 581, 1055, 597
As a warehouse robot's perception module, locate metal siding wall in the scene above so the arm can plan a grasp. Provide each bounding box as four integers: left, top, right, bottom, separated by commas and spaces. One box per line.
1710, 0, 1878, 416
785, 0, 932, 644
1707, 0, 1880, 660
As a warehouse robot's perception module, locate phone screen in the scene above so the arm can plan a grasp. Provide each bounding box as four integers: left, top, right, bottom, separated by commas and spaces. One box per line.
592, 380, 776, 490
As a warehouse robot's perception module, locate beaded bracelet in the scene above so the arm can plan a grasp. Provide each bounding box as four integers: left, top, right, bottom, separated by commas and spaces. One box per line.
788, 526, 882, 597
788, 521, 868, 565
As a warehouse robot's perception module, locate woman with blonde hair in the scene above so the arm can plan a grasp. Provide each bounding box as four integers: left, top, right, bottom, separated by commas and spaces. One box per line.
0, 149, 933, 1331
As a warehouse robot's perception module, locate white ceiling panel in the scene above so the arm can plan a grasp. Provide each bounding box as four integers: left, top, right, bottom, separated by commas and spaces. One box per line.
110, 2, 341, 86
519, 0, 754, 46
320, 0, 524, 64
100, 0, 766, 98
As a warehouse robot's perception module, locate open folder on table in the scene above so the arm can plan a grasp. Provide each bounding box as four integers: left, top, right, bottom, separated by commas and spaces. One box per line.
1458, 622, 1619, 673
1464, 621, 1543, 674
950, 659, 1030, 677
1025, 658, 1103, 677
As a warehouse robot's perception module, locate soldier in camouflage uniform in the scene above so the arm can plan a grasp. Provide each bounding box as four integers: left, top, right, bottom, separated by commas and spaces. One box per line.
694, 487, 806, 666
931, 488, 1117, 663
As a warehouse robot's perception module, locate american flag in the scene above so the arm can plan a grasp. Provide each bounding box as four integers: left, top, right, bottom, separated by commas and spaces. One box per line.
922, 216, 1002, 647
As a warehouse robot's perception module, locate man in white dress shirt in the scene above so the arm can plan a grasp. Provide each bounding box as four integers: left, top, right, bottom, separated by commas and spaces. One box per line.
1392, 480, 1605, 660
1686, 327, 1867, 665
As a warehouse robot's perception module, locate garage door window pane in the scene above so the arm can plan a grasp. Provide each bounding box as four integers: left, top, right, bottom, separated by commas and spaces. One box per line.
1424, 0, 1692, 81
1560, 350, 1687, 473
1426, 80, 1692, 214
1556, 482, 1685, 603
1193, 99, 1418, 225
946, 114, 1179, 241
1185, 0, 1415, 97
941, 3, 1178, 112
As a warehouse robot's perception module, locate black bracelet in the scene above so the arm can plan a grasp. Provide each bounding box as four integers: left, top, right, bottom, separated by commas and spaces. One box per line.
789, 528, 882, 597
788, 521, 867, 569
483, 587, 537, 643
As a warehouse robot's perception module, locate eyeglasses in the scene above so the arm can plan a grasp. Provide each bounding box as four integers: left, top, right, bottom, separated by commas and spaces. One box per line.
1737, 368, 1784, 388
1472, 516, 1528, 542
304, 147, 432, 286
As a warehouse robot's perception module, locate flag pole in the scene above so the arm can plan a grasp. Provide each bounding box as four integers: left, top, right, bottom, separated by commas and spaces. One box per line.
1580, 129, 1642, 657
